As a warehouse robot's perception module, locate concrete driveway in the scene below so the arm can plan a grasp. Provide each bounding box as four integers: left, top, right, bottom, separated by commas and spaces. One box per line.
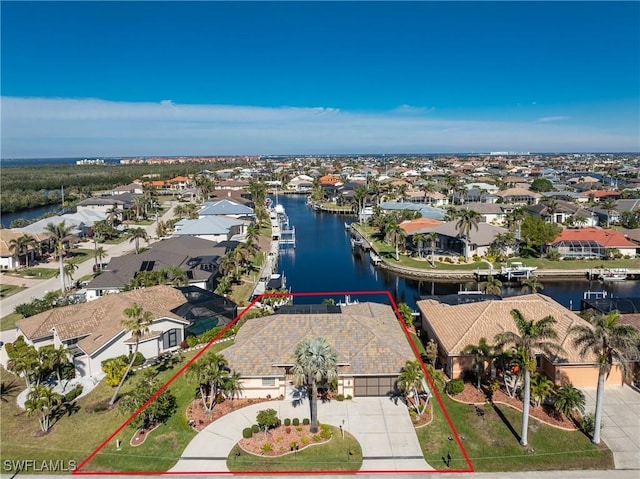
170, 397, 433, 473
580, 384, 640, 470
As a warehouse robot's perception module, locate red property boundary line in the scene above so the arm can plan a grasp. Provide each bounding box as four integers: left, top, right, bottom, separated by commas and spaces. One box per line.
74, 290, 473, 475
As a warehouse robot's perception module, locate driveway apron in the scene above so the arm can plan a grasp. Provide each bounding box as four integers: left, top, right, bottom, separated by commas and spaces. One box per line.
170, 397, 433, 472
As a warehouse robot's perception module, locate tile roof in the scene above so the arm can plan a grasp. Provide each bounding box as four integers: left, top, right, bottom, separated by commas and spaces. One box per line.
417, 294, 596, 364
551, 227, 637, 248
494, 187, 542, 198
0, 230, 50, 256
17, 285, 189, 356
222, 302, 415, 377
399, 218, 444, 234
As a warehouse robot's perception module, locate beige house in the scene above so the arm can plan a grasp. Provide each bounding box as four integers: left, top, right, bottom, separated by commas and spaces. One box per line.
221, 302, 416, 398
16, 286, 190, 377
417, 294, 622, 387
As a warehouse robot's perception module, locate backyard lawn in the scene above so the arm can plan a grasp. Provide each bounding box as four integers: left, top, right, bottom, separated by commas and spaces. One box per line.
419, 390, 614, 472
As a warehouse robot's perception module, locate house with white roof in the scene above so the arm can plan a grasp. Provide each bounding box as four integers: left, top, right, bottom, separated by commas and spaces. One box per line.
173, 216, 247, 242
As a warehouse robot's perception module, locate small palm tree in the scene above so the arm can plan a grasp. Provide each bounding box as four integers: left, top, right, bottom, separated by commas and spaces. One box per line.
521, 276, 544, 294
292, 337, 338, 433
398, 359, 428, 416
482, 276, 503, 296
109, 303, 153, 406
426, 232, 438, 266
95, 246, 108, 267
127, 227, 149, 254
494, 309, 561, 447
463, 337, 493, 391
601, 198, 617, 228
8, 234, 36, 269
412, 233, 426, 258
529, 373, 554, 407
569, 311, 640, 444
455, 209, 481, 261
385, 221, 406, 261
553, 384, 585, 420
24, 385, 63, 433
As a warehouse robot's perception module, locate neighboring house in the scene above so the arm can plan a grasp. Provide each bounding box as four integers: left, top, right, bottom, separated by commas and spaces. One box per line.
221, 302, 416, 399
417, 293, 623, 387
458, 203, 508, 225
378, 201, 447, 220
527, 201, 597, 227
16, 210, 106, 238
199, 199, 254, 219
16, 285, 190, 377
494, 187, 542, 205
412, 221, 512, 258
580, 190, 621, 202
85, 236, 228, 300
168, 176, 190, 190
399, 217, 444, 235
548, 227, 638, 259
0, 229, 50, 270
173, 216, 248, 242
287, 175, 314, 192
76, 194, 138, 216
217, 179, 251, 191
111, 183, 144, 195
542, 191, 590, 204
319, 174, 342, 186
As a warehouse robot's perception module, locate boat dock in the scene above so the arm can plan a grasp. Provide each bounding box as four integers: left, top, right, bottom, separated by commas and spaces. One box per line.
348, 225, 373, 251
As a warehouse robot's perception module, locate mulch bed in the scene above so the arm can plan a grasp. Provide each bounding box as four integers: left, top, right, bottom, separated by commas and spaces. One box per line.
130, 422, 161, 447
406, 396, 433, 428
238, 424, 331, 456
449, 382, 577, 430
186, 397, 271, 432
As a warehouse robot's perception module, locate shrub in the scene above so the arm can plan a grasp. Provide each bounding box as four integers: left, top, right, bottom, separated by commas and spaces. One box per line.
64, 384, 83, 403
284, 418, 291, 426
251, 424, 260, 434
289, 441, 298, 450
285, 427, 291, 434
313, 434, 322, 442
301, 436, 309, 444
261, 443, 273, 453
296, 426, 302, 432
320, 424, 332, 439
336, 393, 345, 401
180, 340, 189, 349
186, 335, 198, 348
256, 408, 279, 430
128, 351, 145, 367
302, 418, 310, 425
446, 378, 465, 395
242, 427, 253, 439
3, 342, 15, 358
292, 418, 299, 426
346, 394, 352, 400
579, 412, 600, 436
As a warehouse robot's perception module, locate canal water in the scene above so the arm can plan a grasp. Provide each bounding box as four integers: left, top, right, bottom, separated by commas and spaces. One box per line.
275, 194, 640, 310
1, 203, 62, 228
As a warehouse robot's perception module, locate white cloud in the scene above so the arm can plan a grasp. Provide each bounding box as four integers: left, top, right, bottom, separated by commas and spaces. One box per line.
535, 115, 572, 123
0, 97, 636, 157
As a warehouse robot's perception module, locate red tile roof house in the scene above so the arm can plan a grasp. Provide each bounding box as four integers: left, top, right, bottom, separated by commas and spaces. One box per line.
548, 227, 638, 259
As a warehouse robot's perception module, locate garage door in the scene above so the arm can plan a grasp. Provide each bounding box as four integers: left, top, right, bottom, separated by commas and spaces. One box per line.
354, 376, 395, 397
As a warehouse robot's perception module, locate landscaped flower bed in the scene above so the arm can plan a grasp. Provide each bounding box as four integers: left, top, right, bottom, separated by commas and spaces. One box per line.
238, 423, 332, 456
186, 397, 270, 431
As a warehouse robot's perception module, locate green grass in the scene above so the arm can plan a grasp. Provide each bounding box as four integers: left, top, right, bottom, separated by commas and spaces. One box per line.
0, 341, 233, 474
1, 312, 23, 331
65, 249, 95, 265
418, 392, 614, 472
410, 332, 426, 355
0, 284, 26, 298
227, 427, 363, 472
5, 268, 58, 279
503, 257, 639, 270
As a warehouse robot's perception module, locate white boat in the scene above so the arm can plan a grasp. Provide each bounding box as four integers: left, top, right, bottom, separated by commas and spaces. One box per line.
500, 262, 537, 279
599, 268, 627, 282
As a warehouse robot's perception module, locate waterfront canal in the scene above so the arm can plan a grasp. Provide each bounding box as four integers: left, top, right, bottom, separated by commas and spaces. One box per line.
275, 194, 640, 310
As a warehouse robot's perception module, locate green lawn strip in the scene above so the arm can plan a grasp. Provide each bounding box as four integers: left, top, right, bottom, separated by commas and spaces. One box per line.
419, 393, 613, 472
0, 284, 26, 298
5, 268, 58, 279
1, 312, 23, 331
103, 236, 127, 245
504, 257, 639, 271
65, 249, 95, 265
227, 427, 363, 472
0, 342, 232, 474
409, 332, 426, 355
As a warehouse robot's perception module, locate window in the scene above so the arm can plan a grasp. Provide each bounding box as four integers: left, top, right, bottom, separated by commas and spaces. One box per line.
262, 377, 276, 387
163, 328, 180, 349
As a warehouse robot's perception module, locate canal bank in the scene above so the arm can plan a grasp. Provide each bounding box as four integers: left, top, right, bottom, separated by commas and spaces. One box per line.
274, 194, 640, 312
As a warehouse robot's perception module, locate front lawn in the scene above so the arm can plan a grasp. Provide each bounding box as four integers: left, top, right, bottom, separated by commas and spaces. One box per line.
419, 391, 613, 472
5, 267, 58, 279
227, 426, 363, 472
0, 341, 233, 475
0, 284, 26, 298
1, 312, 23, 331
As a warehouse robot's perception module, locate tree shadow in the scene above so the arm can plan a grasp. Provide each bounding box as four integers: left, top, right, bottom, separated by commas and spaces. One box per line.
0, 379, 21, 402
490, 401, 521, 443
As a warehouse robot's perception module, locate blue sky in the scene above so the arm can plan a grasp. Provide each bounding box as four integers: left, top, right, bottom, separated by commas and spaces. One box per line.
2, 1, 639, 157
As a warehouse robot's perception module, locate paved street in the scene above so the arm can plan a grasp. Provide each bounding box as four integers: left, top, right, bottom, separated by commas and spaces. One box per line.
0, 202, 177, 343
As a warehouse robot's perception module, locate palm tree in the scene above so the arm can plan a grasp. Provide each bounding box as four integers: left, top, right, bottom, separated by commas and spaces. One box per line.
505, 207, 527, 240
46, 345, 71, 384
109, 303, 153, 407
166, 265, 188, 286
462, 337, 493, 391
521, 276, 544, 294
494, 309, 561, 446
412, 233, 426, 258
455, 209, 481, 262
24, 385, 63, 433
601, 198, 618, 228
569, 311, 640, 444
95, 246, 108, 268
385, 221, 406, 261
352, 185, 368, 220
60, 263, 78, 289
529, 373, 554, 407
8, 234, 36, 269
398, 359, 428, 416
292, 337, 338, 433
572, 214, 588, 229
426, 232, 438, 266
45, 221, 75, 294
482, 275, 503, 296
127, 227, 149, 254
187, 351, 233, 412
553, 384, 585, 420
543, 198, 560, 223
420, 182, 436, 204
